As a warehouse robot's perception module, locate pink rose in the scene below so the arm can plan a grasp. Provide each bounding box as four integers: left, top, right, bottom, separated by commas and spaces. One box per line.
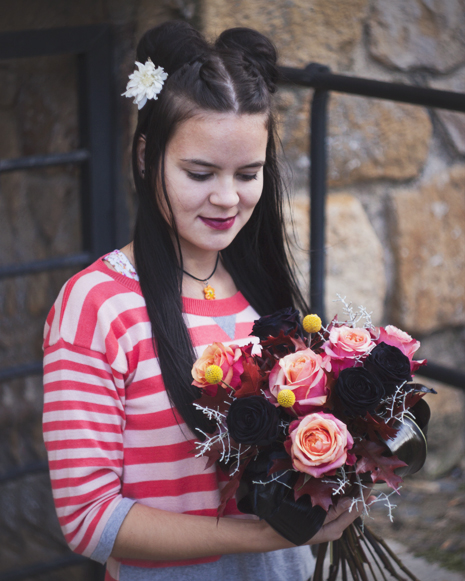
269, 348, 331, 414
376, 325, 420, 360
192, 342, 243, 395
323, 326, 374, 376
285, 412, 355, 478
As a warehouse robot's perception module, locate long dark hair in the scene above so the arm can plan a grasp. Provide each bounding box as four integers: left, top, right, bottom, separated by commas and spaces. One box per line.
131, 20, 307, 435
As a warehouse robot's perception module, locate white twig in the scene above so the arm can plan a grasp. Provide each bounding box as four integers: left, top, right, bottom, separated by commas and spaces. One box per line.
333, 295, 374, 329
252, 469, 295, 489
368, 487, 401, 522
323, 466, 351, 496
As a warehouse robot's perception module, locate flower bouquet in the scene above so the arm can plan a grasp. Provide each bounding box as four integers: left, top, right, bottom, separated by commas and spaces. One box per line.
191, 301, 434, 580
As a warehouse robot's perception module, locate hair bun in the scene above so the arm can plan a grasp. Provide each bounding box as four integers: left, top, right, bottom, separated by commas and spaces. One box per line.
136, 20, 209, 77
215, 28, 278, 93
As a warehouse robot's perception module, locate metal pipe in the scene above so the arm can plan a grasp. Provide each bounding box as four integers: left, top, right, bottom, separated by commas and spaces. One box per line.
0, 149, 89, 173
278, 65, 465, 113
0, 461, 48, 483
0, 361, 43, 383
309, 86, 329, 323
0, 252, 91, 280
416, 362, 465, 391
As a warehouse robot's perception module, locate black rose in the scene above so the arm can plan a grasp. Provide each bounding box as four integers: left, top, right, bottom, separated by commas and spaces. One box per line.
226, 396, 280, 446
364, 342, 412, 396
250, 307, 303, 341
334, 367, 385, 417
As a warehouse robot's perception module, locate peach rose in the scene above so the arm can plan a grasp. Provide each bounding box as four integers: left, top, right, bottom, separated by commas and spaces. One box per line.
323, 326, 374, 376
268, 348, 331, 415
285, 412, 355, 478
192, 342, 243, 395
376, 325, 420, 360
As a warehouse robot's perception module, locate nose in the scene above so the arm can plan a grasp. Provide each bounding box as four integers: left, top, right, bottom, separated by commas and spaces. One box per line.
209, 177, 240, 208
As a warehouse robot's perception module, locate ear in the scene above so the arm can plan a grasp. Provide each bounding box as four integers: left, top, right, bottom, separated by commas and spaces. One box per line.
136, 135, 146, 177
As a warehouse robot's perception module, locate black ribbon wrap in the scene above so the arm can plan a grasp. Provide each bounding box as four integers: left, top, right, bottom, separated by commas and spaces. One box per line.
235, 449, 327, 545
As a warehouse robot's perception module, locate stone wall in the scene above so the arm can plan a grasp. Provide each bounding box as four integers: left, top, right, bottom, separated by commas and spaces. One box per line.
203, 0, 465, 339
202, 0, 465, 480
0, 0, 464, 577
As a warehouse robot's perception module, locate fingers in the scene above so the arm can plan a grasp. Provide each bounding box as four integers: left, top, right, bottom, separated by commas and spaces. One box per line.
323, 497, 353, 525
308, 488, 374, 545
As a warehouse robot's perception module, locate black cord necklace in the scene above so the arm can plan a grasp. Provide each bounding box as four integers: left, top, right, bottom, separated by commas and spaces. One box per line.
182, 253, 220, 300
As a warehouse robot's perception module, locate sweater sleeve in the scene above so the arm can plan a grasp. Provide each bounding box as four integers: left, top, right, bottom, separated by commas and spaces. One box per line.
43, 338, 136, 562
42, 270, 140, 562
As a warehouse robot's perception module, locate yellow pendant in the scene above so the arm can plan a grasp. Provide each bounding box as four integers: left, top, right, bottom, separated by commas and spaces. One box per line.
203, 284, 215, 300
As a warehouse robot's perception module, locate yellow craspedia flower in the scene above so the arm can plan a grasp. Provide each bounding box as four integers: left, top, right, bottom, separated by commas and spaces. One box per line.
303, 314, 322, 334
204, 365, 223, 384
277, 389, 296, 408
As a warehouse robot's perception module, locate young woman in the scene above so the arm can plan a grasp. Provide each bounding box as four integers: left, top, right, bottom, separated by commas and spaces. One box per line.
43, 20, 366, 581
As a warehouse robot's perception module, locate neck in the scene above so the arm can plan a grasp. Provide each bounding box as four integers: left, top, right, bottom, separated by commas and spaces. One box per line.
182, 253, 219, 281
177, 243, 220, 279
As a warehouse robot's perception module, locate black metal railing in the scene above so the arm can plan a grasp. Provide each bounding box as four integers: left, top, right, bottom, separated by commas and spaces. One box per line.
0, 24, 116, 581
277, 63, 465, 391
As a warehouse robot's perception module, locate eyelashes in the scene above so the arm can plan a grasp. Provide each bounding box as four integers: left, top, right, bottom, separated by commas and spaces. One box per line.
187, 171, 258, 182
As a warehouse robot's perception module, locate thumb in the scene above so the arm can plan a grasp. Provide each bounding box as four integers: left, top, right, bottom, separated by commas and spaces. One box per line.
324, 497, 353, 525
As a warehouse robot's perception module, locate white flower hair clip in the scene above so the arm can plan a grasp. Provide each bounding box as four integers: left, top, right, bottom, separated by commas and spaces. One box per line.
122, 57, 168, 110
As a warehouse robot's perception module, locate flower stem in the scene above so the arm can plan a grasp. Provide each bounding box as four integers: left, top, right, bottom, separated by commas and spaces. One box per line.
220, 380, 235, 393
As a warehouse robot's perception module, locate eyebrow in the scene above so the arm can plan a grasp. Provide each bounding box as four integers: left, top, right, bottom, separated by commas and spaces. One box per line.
181, 158, 265, 169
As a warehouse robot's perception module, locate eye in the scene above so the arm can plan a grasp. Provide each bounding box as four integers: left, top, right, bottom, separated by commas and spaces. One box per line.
238, 173, 258, 182
187, 171, 212, 181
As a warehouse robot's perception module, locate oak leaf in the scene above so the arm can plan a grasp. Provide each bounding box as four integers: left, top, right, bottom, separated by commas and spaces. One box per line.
268, 456, 293, 476
294, 472, 335, 511
235, 357, 264, 398
353, 439, 406, 490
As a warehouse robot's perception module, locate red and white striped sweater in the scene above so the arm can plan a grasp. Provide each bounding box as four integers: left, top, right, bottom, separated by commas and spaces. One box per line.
42, 257, 262, 577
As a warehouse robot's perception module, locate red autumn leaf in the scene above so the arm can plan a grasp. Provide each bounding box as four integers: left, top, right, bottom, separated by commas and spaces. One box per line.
235, 357, 264, 398
202, 445, 222, 470
217, 458, 251, 517
294, 472, 335, 511
290, 335, 308, 352
268, 456, 293, 476
322, 372, 338, 411
195, 384, 232, 419
259, 329, 304, 357
353, 413, 399, 442
353, 439, 406, 490
217, 473, 242, 517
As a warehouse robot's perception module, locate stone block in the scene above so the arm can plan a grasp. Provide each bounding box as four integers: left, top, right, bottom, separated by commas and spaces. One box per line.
275, 91, 432, 184
390, 165, 465, 334
26, 272, 50, 318
429, 68, 465, 155
1, 174, 45, 264
327, 94, 432, 186
203, 0, 369, 70
287, 191, 386, 324
16, 55, 78, 158
0, 111, 20, 159
420, 380, 465, 479
368, 0, 465, 73
25, 171, 80, 248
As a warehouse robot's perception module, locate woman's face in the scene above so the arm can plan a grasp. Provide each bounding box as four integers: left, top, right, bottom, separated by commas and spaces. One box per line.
158, 112, 268, 260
